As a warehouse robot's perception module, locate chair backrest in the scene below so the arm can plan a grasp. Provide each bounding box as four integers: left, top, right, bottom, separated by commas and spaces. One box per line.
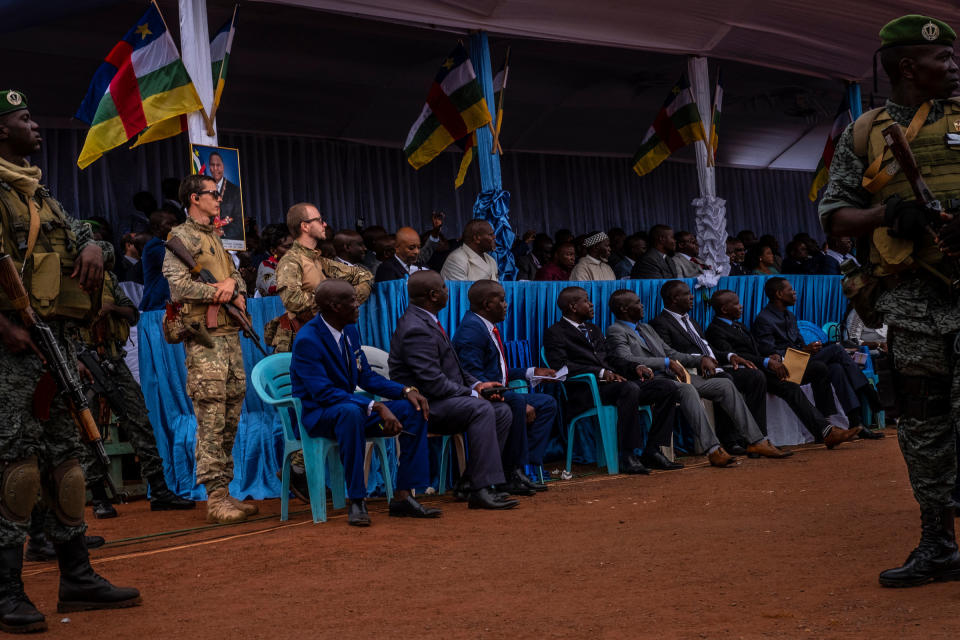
361, 345, 389, 378
797, 320, 828, 345
822, 321, 841, 343
250, 353, 300, 444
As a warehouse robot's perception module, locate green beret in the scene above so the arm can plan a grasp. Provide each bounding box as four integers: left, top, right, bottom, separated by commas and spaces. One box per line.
0, 90, 27, 117
879, 15, 956, 48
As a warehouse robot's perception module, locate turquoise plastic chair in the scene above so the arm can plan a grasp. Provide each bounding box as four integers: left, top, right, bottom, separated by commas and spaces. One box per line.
250, 353, 394, 523
797, 320, 829, 345
822, 321, 841, 343
540, 347, 620, 475
858, 345, 886, 428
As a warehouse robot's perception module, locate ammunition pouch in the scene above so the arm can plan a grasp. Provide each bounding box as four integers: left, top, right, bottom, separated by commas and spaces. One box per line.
0, 457, 40, 524
264, 313, 304, 354
896, 374, 953, 420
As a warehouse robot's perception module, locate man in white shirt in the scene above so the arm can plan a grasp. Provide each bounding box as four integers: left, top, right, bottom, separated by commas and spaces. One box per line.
569, 231, 616, 281
825, 236, 859, 268
441, 220, 499, 281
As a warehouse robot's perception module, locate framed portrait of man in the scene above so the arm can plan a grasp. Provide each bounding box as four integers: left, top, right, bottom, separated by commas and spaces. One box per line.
189, 143, 246, 250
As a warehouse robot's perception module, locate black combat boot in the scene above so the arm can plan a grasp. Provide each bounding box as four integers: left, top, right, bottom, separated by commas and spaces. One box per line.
147, 474, 195, 511
879, 507, 960, 587
0, 545, 47, 633
54, 535, 141, 613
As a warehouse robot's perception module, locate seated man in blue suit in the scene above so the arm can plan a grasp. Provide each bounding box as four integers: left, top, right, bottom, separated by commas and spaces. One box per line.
290, 279, 439, 527
452, 280, 558, 495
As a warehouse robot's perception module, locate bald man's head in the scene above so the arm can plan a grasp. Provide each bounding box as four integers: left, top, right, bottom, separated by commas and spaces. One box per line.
407, 270, 447, 311
314, 279, 359, 327
395, 226, 421, 265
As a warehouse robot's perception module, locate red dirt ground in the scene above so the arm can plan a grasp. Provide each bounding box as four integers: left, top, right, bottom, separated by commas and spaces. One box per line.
19, 430, 960, 639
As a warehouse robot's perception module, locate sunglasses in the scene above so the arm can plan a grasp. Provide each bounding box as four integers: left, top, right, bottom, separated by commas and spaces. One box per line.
302, 216, 325, 225
195, 190, 222, 199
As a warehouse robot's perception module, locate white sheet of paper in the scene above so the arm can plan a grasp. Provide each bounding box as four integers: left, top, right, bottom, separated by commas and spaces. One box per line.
530, 365, 568, 386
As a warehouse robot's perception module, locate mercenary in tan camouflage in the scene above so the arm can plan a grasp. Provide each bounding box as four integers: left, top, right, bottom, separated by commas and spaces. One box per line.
265, 201, 373, 353
162, 174, 256, 525
818, 15, 960, 587
0, 90, 139, 632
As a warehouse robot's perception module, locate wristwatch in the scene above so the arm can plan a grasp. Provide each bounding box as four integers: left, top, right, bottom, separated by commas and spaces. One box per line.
402, 386, 418, 398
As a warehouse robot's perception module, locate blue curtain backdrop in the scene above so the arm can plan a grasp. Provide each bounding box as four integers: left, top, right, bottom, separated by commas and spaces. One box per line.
140, 275, 843, 499
38, 127, 823, 247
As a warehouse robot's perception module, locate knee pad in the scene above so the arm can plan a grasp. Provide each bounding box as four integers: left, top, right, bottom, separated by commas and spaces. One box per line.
0, 457, 41, 524
47, 459, 86, 527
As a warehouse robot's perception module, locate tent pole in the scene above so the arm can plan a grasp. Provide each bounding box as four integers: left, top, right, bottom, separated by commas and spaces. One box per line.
179, 0, 217, 146
469, 31, 516, 279
687, 55, 726, 286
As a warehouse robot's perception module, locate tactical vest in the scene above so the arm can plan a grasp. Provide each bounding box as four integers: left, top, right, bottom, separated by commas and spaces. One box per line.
79, 272, 130, 359
860, 101, 960, 277
0, 182, 91, 319
176, 221, 239, 333
281, 244, 325, 321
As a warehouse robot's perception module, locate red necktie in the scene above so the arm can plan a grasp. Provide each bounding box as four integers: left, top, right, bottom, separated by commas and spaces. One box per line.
436, 321, 448, 339
491, 325, 507, 361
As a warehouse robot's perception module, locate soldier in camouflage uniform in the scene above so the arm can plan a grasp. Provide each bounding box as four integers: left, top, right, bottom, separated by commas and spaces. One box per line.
818, 16, 960, 587
266, 203, 374, 503
74, 266, 194, 518
162, 173, 255, 525
0, 90, 139, 632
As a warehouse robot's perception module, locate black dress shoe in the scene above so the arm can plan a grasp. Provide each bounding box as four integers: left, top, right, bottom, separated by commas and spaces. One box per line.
92, 500, 117, 519
513, 468, 548, 492
452, 479, 472, 502
726, 444, 747, 456
347, 499, 371, 527
858, 426, 885, 439
149, 488, 195, 511
496, 478, 537, 496
618, 453, 650, 475
389, 495, 442, 518
640, 451, 684, 471
468, 487, 518, 510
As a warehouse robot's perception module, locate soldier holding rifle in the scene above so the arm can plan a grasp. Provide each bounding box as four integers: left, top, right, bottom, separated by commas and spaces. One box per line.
819, 15, 960, 587
162, 173, 261, 525
0, 90, 138, 633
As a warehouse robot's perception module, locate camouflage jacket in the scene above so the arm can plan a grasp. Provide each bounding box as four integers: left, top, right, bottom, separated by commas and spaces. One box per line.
275, 240, 373, 319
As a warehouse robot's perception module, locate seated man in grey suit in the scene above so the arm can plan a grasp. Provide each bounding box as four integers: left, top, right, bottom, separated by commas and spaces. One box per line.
388, 271, 517, 510
631, 224, 678, 279
606, 289, 791, 460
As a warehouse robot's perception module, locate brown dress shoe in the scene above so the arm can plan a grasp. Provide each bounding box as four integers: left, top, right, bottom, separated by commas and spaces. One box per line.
824, 425, 862, 449
746, 439, 793, 459
707, 447, 737, 467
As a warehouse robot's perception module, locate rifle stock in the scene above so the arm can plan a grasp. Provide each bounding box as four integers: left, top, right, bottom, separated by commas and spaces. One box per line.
165, 236, 268, 355
0, 254, 126, 501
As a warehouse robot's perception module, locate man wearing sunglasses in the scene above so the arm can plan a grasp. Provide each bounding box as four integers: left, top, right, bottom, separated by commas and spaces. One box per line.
162, 174, 256, 525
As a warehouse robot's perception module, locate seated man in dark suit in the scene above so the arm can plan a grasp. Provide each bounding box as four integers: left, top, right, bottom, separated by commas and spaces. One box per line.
630, 224, 678, 279
375, 227, 429, 282
649, 280, 774, 451
542, 287, 728, 473
452, 280, 557, 494
752, 277, 882, 434
388, 271, 518, 510
606, 289, 789, 461
705, 290, 863, 448
290, 280, 439, 526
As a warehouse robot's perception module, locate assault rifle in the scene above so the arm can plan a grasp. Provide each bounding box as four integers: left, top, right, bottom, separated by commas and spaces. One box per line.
77, 348, 127, 423
880, 123, 960, 289
164, 236, 268, 356
0, 253, 126, 501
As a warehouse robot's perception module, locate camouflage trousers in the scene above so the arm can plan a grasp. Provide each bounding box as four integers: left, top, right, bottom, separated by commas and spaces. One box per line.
184, 333, 246, 492
877, 279, 960, 509
79, 358, 167, 489
0, 317, 86, 547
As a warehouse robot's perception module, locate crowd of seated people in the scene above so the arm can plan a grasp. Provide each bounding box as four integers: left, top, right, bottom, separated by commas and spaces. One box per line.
84, 186, 882, 532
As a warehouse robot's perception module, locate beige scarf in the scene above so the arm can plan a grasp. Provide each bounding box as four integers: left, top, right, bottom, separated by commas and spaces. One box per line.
0, 156, 42, 260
